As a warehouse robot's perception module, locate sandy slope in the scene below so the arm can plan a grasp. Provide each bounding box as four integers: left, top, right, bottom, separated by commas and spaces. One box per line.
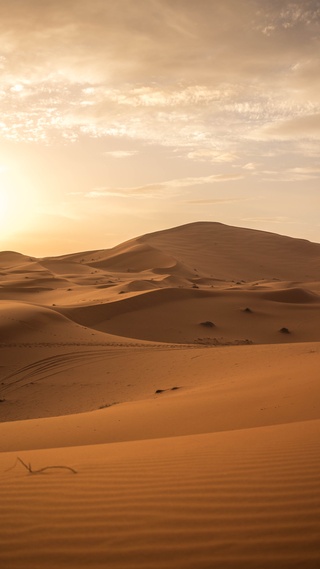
0, 342, 319, 430
1, 420, 320, 569
143, 222, 320, 281
1, 222, 320, 568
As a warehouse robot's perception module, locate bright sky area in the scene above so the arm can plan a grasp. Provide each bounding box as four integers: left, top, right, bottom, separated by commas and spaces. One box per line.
0, 0, 319, 256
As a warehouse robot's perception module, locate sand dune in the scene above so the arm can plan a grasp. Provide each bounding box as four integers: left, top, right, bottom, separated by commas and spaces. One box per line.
1, 341, 319, 446
260, 287, 320, 303
89, 242, 177, 272
1, 222, 320, 345
1, 222, 320, 568
0, 251, 35, 268
57, 286, 320, 344
143, 222, 320, 281
0, 300, 119, 344
1, 420, 320, 569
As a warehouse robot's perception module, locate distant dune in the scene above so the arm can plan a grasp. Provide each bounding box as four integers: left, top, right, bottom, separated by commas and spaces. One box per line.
1, 221, 320, 345
43, 221, 320, 280
1, 222, 320, 569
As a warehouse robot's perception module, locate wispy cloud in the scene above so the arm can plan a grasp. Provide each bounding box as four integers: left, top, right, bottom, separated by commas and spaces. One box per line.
261, 114, 320, 140
0, 0, 319, 158
242, 162, 261, 170
186, 149, 239, 163
103, 150, 138, 158
1, 0, 320, 253
262, 166, 320, 182
86, 173, 244, 199
256, 2, 320, 35
186, 197, 250, 205
242, 216, 294, 224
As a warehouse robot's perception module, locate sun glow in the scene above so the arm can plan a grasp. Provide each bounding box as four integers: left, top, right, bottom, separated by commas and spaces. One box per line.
0, 165, 37, 239
0, 163, 15, 237
0, 189, 8, 212
0, 188, 13, 235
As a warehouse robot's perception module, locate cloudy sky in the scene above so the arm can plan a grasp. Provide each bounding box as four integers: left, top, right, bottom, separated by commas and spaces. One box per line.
0, 0, 319, 255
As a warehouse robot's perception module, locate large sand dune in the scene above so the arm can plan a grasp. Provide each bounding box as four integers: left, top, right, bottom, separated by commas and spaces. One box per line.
1, 222, 320, 568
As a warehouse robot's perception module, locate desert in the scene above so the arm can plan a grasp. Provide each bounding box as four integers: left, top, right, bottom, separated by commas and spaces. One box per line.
2, 1, 320, 566
1, 221, 320, 569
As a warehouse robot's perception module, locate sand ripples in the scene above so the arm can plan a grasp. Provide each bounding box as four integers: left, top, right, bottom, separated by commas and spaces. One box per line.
1, 420, 320, 569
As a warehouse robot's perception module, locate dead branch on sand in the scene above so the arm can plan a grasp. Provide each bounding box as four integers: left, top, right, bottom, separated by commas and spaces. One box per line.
5, 456, 77, 474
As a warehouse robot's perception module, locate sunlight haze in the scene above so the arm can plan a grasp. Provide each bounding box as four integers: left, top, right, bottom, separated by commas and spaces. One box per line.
0, 0, 319, 255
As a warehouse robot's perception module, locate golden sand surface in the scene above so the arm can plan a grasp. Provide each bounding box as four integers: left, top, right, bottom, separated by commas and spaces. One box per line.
1, 222, 320, 568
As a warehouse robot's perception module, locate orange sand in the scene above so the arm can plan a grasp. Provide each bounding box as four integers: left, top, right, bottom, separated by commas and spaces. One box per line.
1, 222, 320, 568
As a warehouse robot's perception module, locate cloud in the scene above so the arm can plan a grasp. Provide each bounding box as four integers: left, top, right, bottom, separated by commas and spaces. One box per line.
256, 1, 320, 35
262, 114, 320, 139
186, 149, 239, 163
262, 165, 320, 181
2, 1, 320, 253
242, 216, 294, 224
289, 167, 320, 174
242, 162, 262, 170
0, 0, 319, 166
86, 173, 244, 199
0, 2, 318, 86
103, 150, 138, 158
186, 197, 250, 205
1, 1, 318, 85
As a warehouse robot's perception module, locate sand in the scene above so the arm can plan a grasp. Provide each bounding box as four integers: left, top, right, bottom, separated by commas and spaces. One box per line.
1, 221, 320, 568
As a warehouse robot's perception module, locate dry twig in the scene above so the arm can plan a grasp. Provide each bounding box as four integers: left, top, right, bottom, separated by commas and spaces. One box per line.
5, 456, 77, 474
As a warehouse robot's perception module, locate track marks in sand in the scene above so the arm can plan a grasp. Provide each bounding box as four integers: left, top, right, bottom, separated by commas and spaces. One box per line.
0, 349, 128, 395
1, 420, 320, 569
0, 344, 194, 398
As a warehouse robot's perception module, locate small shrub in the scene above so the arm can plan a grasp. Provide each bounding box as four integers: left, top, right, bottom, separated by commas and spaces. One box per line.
200, 321, 215, 328
99, 402, 118, 409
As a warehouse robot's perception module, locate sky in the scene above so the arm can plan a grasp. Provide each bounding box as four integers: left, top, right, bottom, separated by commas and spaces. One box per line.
0, 0, 319, 256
